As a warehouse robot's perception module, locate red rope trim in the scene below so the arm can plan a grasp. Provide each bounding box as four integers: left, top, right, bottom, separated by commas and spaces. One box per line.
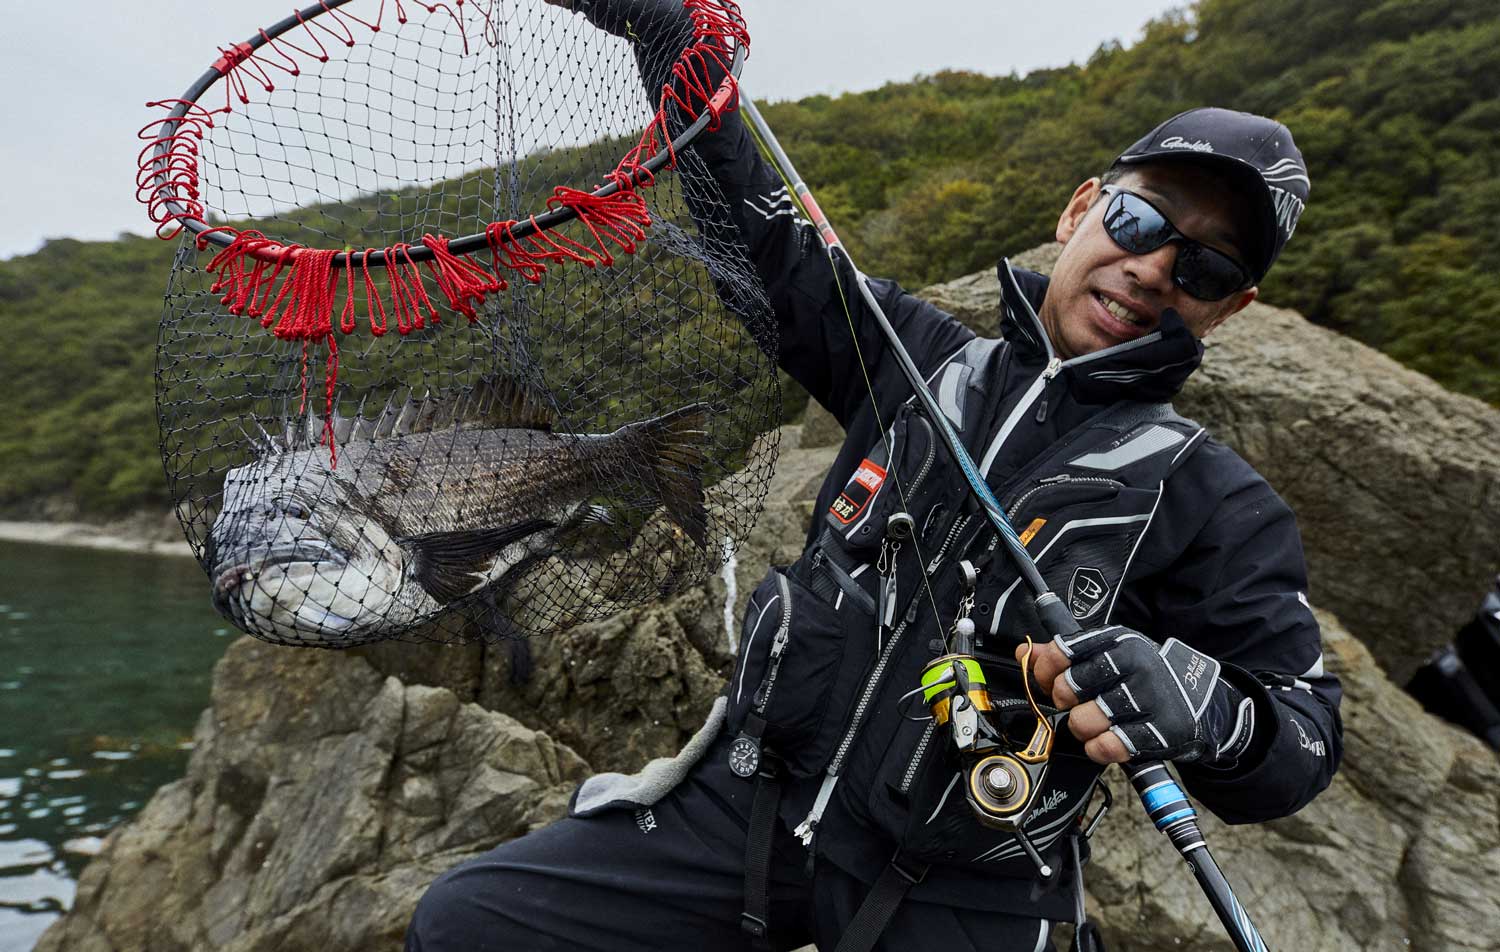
143, 0, 749, 465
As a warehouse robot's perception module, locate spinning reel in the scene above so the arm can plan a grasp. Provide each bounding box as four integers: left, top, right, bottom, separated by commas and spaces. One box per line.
918, 560, 1064, 875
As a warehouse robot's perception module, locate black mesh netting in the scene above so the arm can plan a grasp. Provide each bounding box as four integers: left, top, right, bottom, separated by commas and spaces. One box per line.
147, 0, 779, 647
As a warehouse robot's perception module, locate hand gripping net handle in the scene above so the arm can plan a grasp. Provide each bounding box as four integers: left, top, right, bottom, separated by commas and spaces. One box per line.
138, 0, 748, 270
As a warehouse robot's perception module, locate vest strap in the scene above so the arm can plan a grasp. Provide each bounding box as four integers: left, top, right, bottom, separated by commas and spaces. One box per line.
831, 852, 931, 952
741, 752, 782, 950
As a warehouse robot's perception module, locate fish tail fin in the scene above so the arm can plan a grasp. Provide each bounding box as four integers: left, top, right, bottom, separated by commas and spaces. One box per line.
630, 403, 711, 550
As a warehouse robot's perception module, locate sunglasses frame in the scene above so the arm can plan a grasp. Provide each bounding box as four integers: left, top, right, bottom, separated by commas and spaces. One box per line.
1097, 185, 1253, 302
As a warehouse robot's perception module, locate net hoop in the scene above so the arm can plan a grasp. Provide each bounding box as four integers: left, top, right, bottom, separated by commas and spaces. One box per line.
139, 0, 750, 458
137, 0, 748, 273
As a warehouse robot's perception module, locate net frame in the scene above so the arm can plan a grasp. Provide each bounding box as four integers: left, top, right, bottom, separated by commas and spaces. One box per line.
138, 0, 748, 444
138, 0, 778, 648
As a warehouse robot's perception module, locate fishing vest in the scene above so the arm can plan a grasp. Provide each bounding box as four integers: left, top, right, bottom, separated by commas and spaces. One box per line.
728, 333, 1210, 896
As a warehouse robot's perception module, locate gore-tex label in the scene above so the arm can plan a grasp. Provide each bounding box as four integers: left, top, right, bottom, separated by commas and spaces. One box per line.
830, 458, 886, 524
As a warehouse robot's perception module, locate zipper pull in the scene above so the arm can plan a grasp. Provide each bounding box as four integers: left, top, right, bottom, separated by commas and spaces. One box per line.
1035, 357, 1062, 422
769, 626, 790, 657
794, 773, 840, 847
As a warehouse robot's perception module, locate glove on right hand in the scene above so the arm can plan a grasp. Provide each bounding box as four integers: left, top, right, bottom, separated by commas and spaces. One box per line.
1054, 624, 1256, 766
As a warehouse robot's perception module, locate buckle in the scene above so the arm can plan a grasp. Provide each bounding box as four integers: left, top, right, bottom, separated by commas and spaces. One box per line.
739, 912, 768, 938
889, 852, 929, 886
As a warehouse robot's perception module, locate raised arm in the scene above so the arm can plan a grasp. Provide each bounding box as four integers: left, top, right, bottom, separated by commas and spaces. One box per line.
548, 0, 972, 426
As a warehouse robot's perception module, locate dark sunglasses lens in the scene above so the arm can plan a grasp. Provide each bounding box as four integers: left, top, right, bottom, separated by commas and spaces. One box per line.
1103, 191, 1173, 254
1107, 190, 1249, 300
1175, 243, 1248, 301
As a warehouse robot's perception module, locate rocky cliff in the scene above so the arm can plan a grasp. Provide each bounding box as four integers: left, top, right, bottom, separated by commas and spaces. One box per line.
39, 254, 1500, 951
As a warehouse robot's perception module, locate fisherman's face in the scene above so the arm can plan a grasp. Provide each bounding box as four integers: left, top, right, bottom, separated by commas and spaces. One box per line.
1040, 163, 1259, 359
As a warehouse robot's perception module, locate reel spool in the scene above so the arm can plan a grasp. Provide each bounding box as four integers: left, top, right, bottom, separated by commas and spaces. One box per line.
920, 654, 993, 732
920, 641, 1059, 831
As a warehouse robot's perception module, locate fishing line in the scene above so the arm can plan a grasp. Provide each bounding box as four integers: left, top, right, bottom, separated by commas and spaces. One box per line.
743, 113, 948, 641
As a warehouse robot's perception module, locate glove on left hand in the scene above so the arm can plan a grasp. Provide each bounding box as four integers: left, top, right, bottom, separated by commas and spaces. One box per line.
1054, 624, 1254, 765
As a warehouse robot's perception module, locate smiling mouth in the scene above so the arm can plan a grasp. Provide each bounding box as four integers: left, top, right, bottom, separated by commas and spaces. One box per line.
1094, 292, 1153, 328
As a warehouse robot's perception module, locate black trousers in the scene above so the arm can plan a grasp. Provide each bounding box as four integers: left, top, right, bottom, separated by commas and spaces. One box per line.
405, 740, 1055, 952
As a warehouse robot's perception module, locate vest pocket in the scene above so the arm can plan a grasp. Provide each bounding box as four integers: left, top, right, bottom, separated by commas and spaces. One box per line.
728, 566, 873, 777
824, 404, 943, 560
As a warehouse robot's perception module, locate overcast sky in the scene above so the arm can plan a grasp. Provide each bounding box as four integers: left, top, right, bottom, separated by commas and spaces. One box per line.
0, 1, 1183, 260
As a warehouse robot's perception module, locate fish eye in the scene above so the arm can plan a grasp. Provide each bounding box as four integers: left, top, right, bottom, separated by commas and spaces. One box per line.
275, 497, 313, 520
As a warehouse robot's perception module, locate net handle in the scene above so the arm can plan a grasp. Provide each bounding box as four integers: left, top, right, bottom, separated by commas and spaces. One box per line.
143, 0, 747, 268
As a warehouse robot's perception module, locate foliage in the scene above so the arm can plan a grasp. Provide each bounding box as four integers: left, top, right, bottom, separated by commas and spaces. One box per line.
759, 0, 1500, 406
2, 0, 1497, 516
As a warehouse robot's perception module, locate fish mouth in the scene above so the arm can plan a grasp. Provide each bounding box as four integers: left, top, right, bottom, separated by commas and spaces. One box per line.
211, 542, 350, 618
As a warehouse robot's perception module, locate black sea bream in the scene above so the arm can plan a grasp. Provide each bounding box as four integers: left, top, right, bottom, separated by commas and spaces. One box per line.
207, 377, 708, 643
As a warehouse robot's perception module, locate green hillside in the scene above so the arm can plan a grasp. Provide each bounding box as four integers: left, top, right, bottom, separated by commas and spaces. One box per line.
2, 0, 1497, 516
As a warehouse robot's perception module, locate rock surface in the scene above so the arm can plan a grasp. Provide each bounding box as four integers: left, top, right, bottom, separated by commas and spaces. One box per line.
40, 258, 1500, 951
36, 637, 588, 952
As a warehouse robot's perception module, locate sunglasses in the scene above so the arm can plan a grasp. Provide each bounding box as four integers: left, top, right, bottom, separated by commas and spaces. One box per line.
1098, 185, 1253, 301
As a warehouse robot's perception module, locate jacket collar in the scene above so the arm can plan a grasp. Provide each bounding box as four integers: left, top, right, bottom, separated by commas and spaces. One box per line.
995, 259, 1204, 404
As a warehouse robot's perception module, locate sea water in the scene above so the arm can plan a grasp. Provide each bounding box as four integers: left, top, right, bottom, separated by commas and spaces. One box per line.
0, 540, 229, 952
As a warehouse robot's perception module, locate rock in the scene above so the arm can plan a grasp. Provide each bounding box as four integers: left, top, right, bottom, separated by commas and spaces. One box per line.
35, 637, 587, 952
800, 398, 846, 448
919, 247, 1500, 681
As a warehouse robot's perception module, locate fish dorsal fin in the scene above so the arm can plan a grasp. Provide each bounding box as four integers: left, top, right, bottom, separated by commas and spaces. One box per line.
400, 519, 556, 603
293, 375, 555, 450
464, 375, 555, 432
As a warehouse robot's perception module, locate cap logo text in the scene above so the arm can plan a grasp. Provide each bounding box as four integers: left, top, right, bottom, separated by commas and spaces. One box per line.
1269, 185, 1305, 238
1159, 135, 1213, 153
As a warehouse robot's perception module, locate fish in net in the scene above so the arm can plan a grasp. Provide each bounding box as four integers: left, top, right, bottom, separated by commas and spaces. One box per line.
137, 0, 778, 647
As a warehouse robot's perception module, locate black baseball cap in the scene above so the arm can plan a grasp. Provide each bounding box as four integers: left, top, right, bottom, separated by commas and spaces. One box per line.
1110, 107, 1309, 282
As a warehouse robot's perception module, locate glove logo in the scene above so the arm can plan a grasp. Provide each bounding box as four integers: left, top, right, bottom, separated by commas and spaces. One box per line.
1067, 566, 1110, 620
1293, 718, 1326, 757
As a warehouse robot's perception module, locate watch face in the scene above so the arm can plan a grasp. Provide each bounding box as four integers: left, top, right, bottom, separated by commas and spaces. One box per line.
728, 736, 760, 778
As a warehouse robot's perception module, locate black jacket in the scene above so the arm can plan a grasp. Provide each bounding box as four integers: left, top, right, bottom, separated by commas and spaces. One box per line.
583, 0, 1342, 918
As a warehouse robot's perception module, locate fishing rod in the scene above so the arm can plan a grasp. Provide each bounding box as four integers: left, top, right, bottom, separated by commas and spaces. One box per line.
737, 92, 1270, 952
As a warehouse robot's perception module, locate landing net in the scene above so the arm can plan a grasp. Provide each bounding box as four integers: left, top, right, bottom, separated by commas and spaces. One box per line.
139, 0, 779, 647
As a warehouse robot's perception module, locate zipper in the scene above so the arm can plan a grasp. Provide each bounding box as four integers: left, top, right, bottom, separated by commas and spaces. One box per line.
751, 574, 794, 714
831, 602, 918, 776
794, 599, 921, 845
898, 721, 937, 794
1033, 357, 1063, 423
1005, 474, 1125, 521
897, 696, 1037, 796
906, 411, 938, 495
925, 513, 977, 574
978, 370, 1050, 477
810, 546, 876, 615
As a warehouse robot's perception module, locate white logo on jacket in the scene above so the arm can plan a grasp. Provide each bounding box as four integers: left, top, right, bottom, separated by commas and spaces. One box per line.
744, 187, 809, 228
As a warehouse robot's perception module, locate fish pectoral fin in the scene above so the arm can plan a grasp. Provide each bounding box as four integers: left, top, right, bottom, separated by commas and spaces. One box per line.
400, 519, 556, 603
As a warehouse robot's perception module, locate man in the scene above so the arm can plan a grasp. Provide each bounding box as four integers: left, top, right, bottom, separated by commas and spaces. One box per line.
406, 2, 1341, 949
